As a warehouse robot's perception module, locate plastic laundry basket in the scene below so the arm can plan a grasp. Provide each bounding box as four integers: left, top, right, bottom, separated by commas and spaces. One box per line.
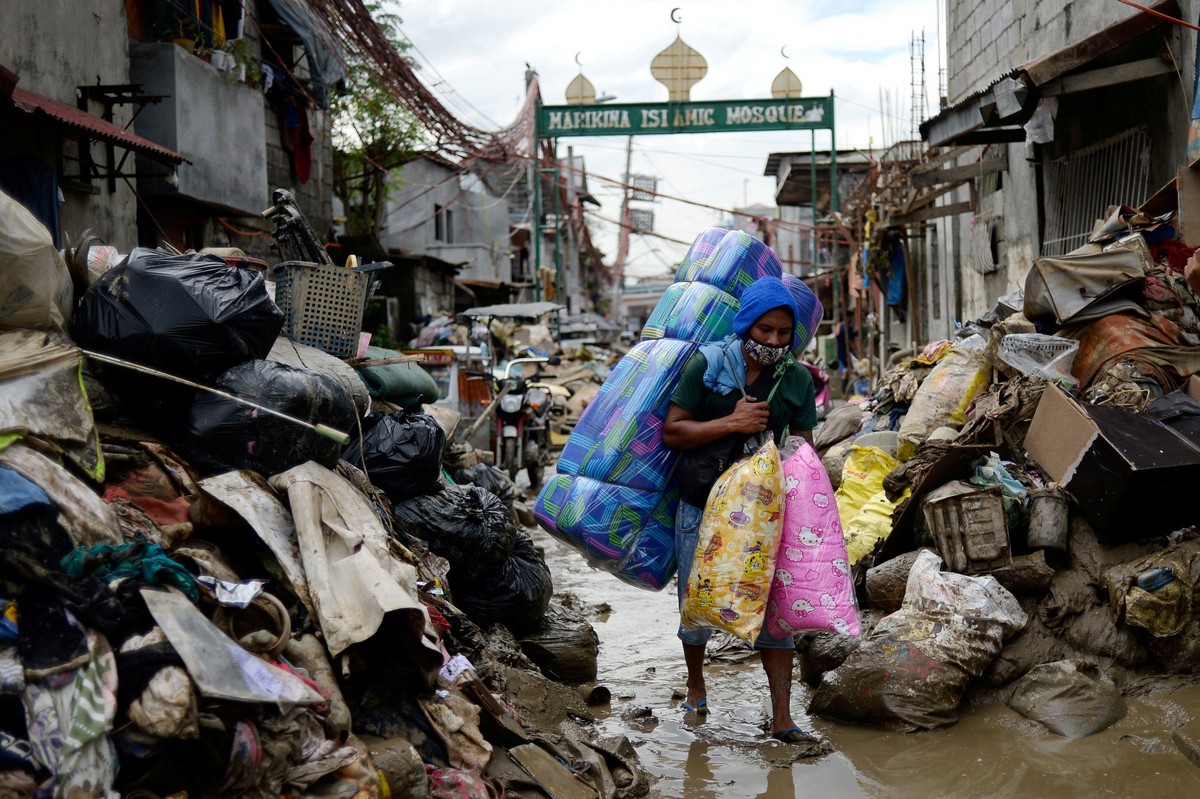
271, 260, 372, 358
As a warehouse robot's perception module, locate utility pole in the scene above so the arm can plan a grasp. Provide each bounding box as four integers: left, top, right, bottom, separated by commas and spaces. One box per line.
611, 134, 633, 328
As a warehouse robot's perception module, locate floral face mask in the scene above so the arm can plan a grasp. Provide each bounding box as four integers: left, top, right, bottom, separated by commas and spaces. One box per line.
743, 336, 789, 366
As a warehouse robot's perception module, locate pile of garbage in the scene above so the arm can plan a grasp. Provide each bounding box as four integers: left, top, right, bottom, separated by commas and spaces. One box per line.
0, 189, 645, 798
803, 206, 1200, 738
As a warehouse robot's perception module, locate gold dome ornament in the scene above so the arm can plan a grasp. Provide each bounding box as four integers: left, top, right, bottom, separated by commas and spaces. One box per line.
772, 66, 803, 99
650, 35, 707, 102
566, 72, 597, 105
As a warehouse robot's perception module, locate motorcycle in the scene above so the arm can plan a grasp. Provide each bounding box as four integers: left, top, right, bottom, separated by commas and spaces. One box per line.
801, 359, 834, 421
493, 355, 559, 490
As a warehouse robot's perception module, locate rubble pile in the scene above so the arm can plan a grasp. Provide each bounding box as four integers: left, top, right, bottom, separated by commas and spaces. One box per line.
0, 189, 647, 799
804, 208, 1200, 736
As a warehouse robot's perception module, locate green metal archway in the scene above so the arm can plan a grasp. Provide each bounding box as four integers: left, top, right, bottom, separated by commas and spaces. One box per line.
532, 93, 840, 305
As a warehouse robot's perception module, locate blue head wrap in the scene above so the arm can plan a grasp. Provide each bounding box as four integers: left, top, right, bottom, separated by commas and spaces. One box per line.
732, 277, 801, 349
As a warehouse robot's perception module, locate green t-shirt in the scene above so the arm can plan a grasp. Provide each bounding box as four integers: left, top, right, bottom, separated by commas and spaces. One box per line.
670, 351, 817, 438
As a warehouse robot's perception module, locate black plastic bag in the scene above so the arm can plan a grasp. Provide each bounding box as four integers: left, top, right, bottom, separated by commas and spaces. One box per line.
454, 533, 552, 636
391, 485, 517, 579
180, 359, 356, 476
453, 463, 515, 510
73, 248, 283, 382
342, 409, 445, 497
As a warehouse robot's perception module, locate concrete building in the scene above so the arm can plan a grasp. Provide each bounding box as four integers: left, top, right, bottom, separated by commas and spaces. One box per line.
913, 0, 1198, 340
1, 0, 338, 258
378, 152, 516, 299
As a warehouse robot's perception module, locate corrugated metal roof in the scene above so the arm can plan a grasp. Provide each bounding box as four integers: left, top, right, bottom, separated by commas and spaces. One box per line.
920, 0, 1178, 146
10, 88, 190, 165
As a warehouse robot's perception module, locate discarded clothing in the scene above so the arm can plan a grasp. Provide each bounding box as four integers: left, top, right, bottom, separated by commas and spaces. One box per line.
62, 539, 200, 601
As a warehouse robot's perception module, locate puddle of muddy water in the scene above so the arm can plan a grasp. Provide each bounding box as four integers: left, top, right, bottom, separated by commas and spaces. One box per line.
528, 525, 1200, 799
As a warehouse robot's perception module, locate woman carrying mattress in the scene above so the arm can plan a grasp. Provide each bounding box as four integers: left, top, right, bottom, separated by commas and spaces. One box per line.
662, 276, 819, 744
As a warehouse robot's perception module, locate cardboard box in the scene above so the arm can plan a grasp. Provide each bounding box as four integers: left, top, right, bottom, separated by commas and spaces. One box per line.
1024, 383, 1200, 542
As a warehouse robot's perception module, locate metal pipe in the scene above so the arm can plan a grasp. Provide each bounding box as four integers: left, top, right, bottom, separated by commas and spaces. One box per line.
81, 350, 351, 445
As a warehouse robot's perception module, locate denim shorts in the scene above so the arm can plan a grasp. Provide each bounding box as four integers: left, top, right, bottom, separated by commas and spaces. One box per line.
675, 500, 794, 650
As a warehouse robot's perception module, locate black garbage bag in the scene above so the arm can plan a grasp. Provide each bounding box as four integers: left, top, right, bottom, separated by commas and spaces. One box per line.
454, 533, 553, 636
453, 463, 515, 510
73, 248, 283, 382
391, 485, 517, 579
342, 409, 445, 497
180, 359, 356, 476
517, 603, 599, 682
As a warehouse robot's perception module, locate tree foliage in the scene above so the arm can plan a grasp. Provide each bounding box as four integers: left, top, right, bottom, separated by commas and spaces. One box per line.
330, 2, 421, 239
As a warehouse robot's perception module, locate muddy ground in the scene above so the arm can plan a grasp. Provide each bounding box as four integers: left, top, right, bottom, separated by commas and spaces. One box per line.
527, 525, 1200, 798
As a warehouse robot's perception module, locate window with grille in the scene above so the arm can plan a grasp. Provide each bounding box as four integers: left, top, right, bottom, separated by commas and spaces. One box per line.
1041, 127, 1150, 256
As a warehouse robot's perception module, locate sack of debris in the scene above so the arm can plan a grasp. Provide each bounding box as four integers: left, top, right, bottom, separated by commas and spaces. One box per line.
355, 345, 441, 405
73, 248, 283, 382
342, 408, 446, 497
897, 335, 992, 459
809, 550, 1026, 731
180, 359, 357, 476
0, 190, 74, 331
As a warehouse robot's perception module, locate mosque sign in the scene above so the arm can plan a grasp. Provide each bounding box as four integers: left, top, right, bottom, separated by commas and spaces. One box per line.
537, 96, 834, 138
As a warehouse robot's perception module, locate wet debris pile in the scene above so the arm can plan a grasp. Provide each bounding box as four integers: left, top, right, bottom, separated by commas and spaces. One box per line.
0, 189, 646, 799
803, 208, 1200, 744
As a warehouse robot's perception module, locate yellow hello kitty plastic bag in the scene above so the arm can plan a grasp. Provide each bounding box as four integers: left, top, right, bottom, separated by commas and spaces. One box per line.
681, 439, 783, 643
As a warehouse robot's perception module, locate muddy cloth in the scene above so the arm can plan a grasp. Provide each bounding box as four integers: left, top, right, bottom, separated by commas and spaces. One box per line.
0, 486, 146, 673
418, 691, 492, 773
425, 765, 504, 799
21, 629, 119, 798
354, 685, 451, 766
1142, 258, 1200, 341
102, 461, 194, 529
72, 248, 283, 383
0, 330, 103, 480
113, 641, 185, 713
7, 556, 148, 674
0, 444, 121, 547
1066, 312, 1200, 393
881, 440, 952, 503
270, 461, 440, 665
62, 539, 200, 602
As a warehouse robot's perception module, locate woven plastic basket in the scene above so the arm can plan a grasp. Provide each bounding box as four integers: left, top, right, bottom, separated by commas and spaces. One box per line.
271, 261, 372, 357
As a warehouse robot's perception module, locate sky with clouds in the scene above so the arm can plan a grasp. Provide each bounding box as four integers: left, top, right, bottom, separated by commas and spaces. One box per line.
391, 0, 945, 278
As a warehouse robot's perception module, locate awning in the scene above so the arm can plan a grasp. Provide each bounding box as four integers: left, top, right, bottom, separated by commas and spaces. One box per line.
459, 301, 565, 320
9, 88, 189, 166
921, 0, 1178, 147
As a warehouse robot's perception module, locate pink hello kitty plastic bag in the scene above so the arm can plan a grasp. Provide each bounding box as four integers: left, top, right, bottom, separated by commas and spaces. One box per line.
764, 440, 861, 638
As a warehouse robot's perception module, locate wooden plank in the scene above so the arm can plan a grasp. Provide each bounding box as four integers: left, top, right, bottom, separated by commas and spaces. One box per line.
1041, 56, 1177, 97
913, 155, 1008, 188
904, 179, 969, 215
892, 200, 974, 226
509, 744, 598, 799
